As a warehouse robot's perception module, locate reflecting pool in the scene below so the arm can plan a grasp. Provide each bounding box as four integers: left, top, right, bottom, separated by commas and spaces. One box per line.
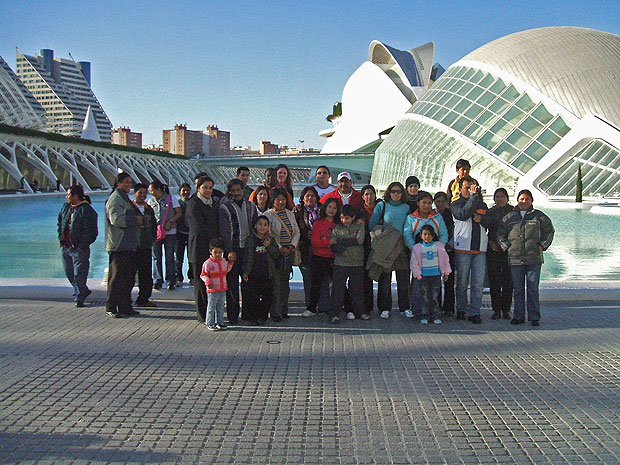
0, 193, 618, 281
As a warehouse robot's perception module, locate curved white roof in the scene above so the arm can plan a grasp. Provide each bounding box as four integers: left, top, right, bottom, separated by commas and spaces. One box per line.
455, 27, 620, 127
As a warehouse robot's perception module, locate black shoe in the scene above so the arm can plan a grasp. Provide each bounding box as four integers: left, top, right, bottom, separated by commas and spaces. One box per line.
531, 320, 540, 327
122, 309, 140, 316
282, 313, 289, 319
272, 316, 282, 322
106, 311, 125, 318
135, 300, 157, 308
468, 315, 482, 324
167, 284, 175, 291
511, 318, 525, 325
153, 282, 162, 290
257, 318, 267, 326
76, 301, 85, 308
228, 319, 238, 325
456, 311, 466, 320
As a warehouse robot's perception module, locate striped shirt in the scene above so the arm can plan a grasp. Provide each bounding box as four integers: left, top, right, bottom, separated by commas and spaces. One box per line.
277, 210, 293, 246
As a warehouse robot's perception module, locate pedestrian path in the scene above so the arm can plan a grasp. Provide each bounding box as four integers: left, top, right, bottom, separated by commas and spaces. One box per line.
1, 282, 620, 464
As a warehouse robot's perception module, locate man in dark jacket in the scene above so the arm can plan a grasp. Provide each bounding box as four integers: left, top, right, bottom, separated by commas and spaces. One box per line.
219, 179, 257, 323
57, 184, 98, 307
186, 176, 222, 323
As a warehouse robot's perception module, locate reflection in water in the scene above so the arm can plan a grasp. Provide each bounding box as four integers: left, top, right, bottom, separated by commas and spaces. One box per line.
0, 194, 619, 281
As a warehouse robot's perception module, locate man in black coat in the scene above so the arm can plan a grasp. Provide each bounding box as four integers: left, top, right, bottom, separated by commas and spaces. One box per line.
185, 176, 223, 323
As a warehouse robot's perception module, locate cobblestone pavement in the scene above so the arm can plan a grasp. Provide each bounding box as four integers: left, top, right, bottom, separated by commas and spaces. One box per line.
1, 287, 620, 464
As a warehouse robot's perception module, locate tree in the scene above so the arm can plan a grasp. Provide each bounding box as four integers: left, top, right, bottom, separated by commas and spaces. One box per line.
576, 163, 583, 203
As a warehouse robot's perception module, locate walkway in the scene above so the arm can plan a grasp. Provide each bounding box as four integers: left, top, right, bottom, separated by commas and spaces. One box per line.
1, 281, 620, 464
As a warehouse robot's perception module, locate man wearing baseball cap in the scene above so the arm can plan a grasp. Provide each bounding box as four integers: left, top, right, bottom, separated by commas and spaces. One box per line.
321, 171, 363, 210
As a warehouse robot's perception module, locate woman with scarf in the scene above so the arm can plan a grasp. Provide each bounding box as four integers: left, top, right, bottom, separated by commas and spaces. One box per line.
294, 185, 322, 309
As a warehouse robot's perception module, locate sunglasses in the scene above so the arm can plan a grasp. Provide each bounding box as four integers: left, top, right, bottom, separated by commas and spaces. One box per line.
390, 190, 403, 194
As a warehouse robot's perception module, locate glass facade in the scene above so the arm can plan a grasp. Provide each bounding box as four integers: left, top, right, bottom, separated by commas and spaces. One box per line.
408, 66, 571, 175
538, 140, 620, 198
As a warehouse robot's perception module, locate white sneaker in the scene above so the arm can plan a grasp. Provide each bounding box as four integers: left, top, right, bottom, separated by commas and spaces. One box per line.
380, 311, 390, 319
403, 309, 414, 318
346, 312, 356, 320
360, 314, 370, 320
301, 310, 315, 318
433, 319, 442, 325
420, 319, 428, 325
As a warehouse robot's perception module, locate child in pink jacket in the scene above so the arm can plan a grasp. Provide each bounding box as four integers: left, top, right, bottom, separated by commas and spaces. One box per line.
411, 225, 451, 325
201, 238, 234, 330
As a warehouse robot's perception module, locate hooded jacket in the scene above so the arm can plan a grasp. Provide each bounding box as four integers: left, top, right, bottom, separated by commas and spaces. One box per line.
451, 193, 490, 253
497, 206, 554, 266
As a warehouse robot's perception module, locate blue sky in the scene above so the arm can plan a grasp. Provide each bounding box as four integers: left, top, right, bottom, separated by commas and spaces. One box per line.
2, 0, 618, 149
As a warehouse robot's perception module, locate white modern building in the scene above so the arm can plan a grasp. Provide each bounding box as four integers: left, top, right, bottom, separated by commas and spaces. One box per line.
371, 27, 620, 201
320, 40, 437, 153
15, 49, 113, 141
0, 55, 46, 130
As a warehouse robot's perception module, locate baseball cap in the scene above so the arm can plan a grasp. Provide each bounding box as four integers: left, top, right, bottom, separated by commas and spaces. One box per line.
337, 171, 351, 181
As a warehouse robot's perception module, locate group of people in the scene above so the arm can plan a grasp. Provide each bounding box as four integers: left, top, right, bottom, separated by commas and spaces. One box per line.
58, 158, 554, 329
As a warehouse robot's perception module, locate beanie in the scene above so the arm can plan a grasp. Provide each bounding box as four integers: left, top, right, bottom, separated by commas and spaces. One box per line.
405, 176, 420, 187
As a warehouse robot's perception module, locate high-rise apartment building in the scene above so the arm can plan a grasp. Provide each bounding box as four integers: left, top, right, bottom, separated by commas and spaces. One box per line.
16, 49, 113, 141
205, 125, 230, 155
0, 55, 46, 129
113, 127, 142, 148
163, 124, 206, 157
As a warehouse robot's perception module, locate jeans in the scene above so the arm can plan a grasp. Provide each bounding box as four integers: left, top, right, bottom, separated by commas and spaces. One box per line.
206, 291, 226, 326
511, 264, 541, 322
330, 265, 364, 319
487, 249, 512, 314
152, 234, 177, 286
377, 269, 409, 312
438, 250, 455, 314
62, 246, 91, 302
175, 233, 193, 283
135, 247, 153, 303
419, 275, 442, 321
455, 252, 486, 316
106, 251, 137, 314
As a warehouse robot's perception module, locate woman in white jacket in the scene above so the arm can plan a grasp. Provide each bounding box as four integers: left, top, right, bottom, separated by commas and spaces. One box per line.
265, 188, 300, 321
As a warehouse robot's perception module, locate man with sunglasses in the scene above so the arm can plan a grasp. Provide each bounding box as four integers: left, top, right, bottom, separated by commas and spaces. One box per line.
313, 165, 336, 199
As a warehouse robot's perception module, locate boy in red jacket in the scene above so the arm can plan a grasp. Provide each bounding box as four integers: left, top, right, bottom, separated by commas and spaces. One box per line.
201, 238, 234, 330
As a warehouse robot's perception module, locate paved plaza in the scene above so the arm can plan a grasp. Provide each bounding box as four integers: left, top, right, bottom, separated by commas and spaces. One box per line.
1, 281, 620, 464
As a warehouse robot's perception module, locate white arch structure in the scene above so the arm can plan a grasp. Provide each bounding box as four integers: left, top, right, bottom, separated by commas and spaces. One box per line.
0, 134, 200, 192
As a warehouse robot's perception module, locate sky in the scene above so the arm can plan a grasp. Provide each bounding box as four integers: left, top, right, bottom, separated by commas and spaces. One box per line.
2, 0, 618, 150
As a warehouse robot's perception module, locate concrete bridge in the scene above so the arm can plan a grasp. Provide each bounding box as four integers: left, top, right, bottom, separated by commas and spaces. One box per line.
0, 131, 374, 193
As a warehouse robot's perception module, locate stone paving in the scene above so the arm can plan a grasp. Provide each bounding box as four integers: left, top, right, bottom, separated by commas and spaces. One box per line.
1, 285, 620, 464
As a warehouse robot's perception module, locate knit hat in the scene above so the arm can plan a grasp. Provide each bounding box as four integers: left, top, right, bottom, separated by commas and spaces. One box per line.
405, 176, 420, 187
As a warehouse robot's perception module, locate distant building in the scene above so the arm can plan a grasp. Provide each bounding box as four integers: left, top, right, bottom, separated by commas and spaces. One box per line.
205, 125, 230, 155
163, 124, 205, 157
260, 140, 279, 154
0, 55, 46, 129
113, 127, 143, 147
15, 49, 113, 141
230, 145, 259, 155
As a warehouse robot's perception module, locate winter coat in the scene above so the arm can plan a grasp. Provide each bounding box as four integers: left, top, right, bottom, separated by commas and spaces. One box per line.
330, 222, 365, 267
366, 223, 409, 281
403, 209, 449, 250
451, 193, 490, 253
134, 201, 157, 249
57, 200, 98, 250
497, 206, 554, 266
185, 194, 221, 264
105, 189, 138, 252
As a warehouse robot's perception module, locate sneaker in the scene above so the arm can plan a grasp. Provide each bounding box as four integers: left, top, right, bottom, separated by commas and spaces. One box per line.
468, 315, 482, 324
106, 311, 124, 318
302, 310, 315, 318
346, 312, 356, 320
216, 324, 227, 330
75, 301, 85, 308
331, 316, 340, 324
420, 319, 428, 325
403, 309, 414, 318
380, 311, 390, 319
433, 319, 442, 325
360, 314, 370, 320
206, 324, 218, 331
167, 284, 175, 291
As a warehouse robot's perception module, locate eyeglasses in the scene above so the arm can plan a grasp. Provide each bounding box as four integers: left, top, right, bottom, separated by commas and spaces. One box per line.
317, 171, 329, 175
390, 190, 403, 194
